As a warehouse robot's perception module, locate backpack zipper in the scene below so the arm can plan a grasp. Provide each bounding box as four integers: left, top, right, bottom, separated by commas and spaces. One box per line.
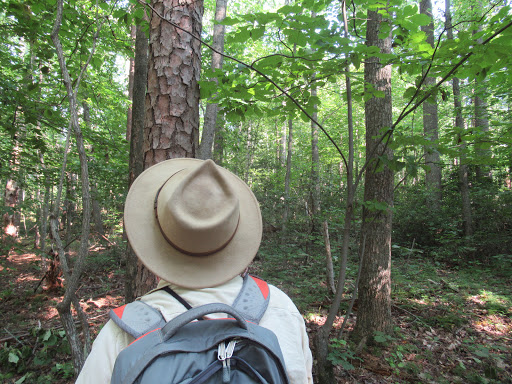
217, 339, 237, 383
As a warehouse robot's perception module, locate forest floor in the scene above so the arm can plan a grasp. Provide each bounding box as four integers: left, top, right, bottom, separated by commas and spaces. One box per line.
0, 238, 511, 383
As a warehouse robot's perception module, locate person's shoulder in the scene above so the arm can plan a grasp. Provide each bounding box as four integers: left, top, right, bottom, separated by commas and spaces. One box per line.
267, 283, 301, 314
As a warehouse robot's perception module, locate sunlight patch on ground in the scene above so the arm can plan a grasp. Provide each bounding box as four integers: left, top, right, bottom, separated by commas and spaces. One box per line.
467, 291, 509, 307
8, 252, 39, 265
471, 314, 512, 336
410, 298, 429, 305
86, 295, 120, 309
40, 305, 60, 321
306, 313, 326, 326
16, 273, 39, 284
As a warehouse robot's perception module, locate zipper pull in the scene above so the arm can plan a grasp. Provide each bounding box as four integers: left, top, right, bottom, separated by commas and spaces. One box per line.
218, 341, 230, 383
218, 340, 237, 383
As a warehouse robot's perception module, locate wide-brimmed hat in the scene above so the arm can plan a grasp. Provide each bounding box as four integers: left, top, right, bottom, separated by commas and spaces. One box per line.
124, 158, 262, 289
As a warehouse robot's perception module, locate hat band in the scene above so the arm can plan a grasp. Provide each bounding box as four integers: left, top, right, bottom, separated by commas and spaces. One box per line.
153, 170, 240, 257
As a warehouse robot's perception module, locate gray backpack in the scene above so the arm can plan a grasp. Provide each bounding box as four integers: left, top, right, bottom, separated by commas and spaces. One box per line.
109, 275, 290, 384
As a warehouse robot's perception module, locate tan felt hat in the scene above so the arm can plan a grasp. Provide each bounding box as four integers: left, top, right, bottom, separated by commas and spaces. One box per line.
124, 158, 262, 289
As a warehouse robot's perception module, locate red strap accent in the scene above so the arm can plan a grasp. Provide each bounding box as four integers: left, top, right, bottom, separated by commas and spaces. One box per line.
250, 275, 269, 300
129, 328, 161, 346
112, 305, 126, 319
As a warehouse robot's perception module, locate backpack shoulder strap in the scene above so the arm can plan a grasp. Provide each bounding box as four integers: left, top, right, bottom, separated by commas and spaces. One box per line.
109, 301, 166, 339
232, 274, 270, 324
110, 274, 270, 338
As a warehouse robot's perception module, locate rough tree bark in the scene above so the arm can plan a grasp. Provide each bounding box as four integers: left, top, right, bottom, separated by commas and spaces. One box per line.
198, 0, 227, 160
353, 8, 394, 342
135, 0, 204, 296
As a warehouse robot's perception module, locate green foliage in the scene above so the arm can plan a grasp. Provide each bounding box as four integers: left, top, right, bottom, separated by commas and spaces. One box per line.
0, 327, 72, 381
393, 177, 512, 265
328, 338, 361, 370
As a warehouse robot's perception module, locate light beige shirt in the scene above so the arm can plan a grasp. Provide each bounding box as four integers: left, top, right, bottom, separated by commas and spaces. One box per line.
76, 276, 313, 383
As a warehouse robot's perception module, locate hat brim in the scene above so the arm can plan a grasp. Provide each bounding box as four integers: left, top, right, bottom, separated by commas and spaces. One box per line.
124, 159, 262, 289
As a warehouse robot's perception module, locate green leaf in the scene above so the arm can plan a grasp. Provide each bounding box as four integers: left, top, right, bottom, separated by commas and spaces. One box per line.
219, 16, 240, 26
8, 351, 20, 364
251, 26, 265, 40
409, 13, 431, 27
199, 80, 217, 99
99, 2, 110, 11
256, 55, 284, 69
474, 348, 490, 358
403, 86, 417, 100
233, 27, 251, 43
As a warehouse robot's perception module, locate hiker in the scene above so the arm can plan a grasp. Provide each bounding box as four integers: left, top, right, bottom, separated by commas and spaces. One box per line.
76, 158, 313, 383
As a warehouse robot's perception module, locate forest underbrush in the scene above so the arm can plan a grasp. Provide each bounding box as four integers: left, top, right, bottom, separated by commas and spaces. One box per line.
0, 236, 510, 383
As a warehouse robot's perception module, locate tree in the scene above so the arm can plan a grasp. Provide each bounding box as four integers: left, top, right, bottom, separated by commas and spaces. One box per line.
420, 0, 442, 205
50, 0, 103, 372
135, 0, 204, 296
353, 7, 394, 343
445, 0, 473, 238
126, 21, 149, 303
198, 0, 228, 160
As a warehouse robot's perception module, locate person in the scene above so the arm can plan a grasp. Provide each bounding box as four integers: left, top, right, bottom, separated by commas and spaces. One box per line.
75, 158, 313, 383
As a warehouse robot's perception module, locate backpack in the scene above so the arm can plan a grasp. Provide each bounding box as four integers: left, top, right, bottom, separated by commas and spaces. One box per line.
109, 275, 290, 384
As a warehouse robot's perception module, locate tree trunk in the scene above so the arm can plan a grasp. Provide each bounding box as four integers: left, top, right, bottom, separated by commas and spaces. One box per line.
310, 75, 321, 236
83, 100, 104, 236
280, 113, 287, 167
314, 3, 357, 380
126, 23, 149, 302
446, 0, 473, 237
420, 0, 442, 206
198, 0, 227, 160
353, 8, 394, 343
51, 0, 101, 371
322, 221, 336, 294
282, 118, 293, 237
213, 116, 225, 165
126, 25, 136, 141
473, 25, 491, 182
3, 179, 19, 238
137, 0, 204, 296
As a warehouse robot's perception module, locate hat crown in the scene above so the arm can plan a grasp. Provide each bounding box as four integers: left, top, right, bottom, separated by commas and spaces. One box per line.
157, 160, 240, 255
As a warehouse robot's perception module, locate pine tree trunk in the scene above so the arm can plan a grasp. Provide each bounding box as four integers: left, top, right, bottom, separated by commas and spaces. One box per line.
143, 0, 202, 167
137, 0, 203, 295
353, 8, 394, 342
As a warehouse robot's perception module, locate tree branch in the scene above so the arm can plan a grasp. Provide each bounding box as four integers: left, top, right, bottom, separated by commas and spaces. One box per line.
140, 0, 349, 170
